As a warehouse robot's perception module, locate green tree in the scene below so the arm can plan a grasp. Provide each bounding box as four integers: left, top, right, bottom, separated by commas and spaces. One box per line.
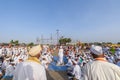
10, 40, 19, 46
107, 42, 112, 45
10, 40, 14, 44
59, 38, 72, 45
14, 40, 19, 46
66, 38, 71, 43
28, 42, 34, 47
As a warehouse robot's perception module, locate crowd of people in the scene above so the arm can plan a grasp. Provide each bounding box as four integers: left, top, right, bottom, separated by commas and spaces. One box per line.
0, 44, 120, 80
61, 45, 120, 80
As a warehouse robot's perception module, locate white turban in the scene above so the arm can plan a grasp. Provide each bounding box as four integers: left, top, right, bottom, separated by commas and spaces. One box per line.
90, 45, 103, 55
28, 45, 42, 56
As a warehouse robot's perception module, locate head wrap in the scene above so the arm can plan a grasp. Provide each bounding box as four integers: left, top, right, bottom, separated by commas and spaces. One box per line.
90, 45, 103, 55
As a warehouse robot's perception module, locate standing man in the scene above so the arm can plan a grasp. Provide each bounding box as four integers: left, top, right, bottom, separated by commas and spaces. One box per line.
83, 45, 120, 80
13, 45, 47, 80
57, 46, 64, 66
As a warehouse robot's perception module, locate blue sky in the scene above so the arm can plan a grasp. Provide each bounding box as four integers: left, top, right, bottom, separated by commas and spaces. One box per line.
0, 0, 120, 43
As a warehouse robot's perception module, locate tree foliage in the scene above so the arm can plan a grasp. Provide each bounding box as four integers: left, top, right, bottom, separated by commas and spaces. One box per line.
10, 40, 14, 44
27, 42, 34, 47
59, 38, 71, 45
10, 40, 19, 46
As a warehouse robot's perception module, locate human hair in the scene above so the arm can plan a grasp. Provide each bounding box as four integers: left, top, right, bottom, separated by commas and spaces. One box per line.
91, 52, 104, 58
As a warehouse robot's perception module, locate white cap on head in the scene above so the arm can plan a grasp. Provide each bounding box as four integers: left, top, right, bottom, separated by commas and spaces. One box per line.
90, 45, 103, 55
28, 45, 42, 56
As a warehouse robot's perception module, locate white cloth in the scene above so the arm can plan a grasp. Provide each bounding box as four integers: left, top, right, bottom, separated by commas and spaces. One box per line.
115, 51, 120, 59
58, 48, 64, 64
66, 58, 72, 66
72, 65, 81, 80
1, 60, 10, 70
41, 60, 48, 69
13, 61, 47, 80
90, 45, 103, 55
83, 61, 120, 80
41, 54, 49, 63
0, 48, 2, 57
5, 64, 15, 76
47, 52, 53, 63
14, 56, 20, 64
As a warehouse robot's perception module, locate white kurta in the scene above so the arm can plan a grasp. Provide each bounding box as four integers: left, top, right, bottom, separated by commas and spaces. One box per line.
83, 61, 120, 80
58, 48, 64, 64
13, 61, 47, 80
1, 60, 10, 70
72, 65, 81, 80
41, 60, 48, 69
66, 58, 72, 67
5, 64, 15, 76
0, 48, 2, 57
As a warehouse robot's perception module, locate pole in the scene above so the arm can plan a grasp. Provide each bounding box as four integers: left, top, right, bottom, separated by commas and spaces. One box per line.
56, 29, 59, 45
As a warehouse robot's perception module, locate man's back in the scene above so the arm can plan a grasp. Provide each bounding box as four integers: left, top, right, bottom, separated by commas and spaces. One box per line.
13, 61, 47, 80
83, 61, 120, 80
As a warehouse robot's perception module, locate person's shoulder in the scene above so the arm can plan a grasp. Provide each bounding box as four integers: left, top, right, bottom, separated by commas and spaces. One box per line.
83, 61, 103, 68
107, 62, 120, 68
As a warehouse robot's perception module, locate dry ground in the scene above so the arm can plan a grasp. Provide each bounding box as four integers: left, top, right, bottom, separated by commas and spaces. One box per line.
46, 70, 68, 80
46, 49, 68, 80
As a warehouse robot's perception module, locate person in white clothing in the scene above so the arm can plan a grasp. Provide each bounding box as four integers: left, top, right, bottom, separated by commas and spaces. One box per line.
41, 58, 49, 69
0, 47, 3, 56
1, 58, 10, 71
13, 45, 47, 80
57, 46, 64, 66
2, 62, 15, 80
83, 45, 120, 80
66, 56, 73, 67
72, 60, 81, 80
116, 51, 120, 67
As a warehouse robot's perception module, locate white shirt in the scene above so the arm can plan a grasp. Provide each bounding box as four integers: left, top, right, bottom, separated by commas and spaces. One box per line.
58, 48, 64, 57
2, 60, 10, 70
66, 58, 72, 67
83, 61, 120, 80
0, 48, 2, 57
72, 65, 81, 79
5, 64, 15, 76
13, 61, 47, 80
41, 60, 48, 69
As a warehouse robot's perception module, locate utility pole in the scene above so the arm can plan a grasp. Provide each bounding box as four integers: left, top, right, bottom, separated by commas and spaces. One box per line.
56, 29, 59, 45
